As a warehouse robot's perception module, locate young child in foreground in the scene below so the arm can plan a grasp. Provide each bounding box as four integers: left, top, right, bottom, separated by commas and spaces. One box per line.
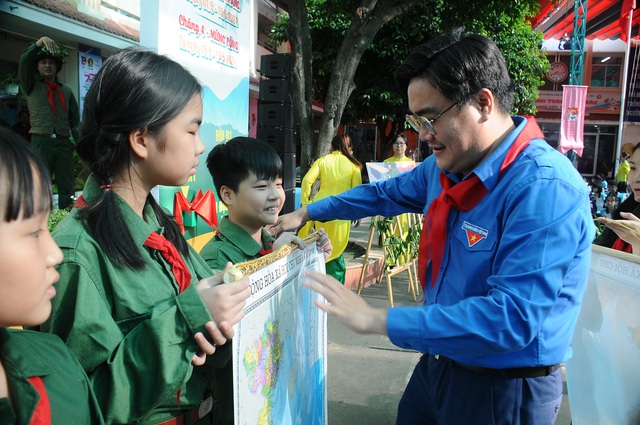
0, 127, 104, 424
200, 136, 332, 270
199, 137, 332, 423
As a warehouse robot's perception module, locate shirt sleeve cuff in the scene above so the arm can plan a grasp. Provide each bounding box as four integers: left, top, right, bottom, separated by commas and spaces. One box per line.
175, 284, 214, 335
386, 307, 424, 352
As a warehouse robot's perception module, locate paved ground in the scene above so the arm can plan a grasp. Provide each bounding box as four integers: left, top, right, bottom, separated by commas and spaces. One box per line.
326, 218, 573, 424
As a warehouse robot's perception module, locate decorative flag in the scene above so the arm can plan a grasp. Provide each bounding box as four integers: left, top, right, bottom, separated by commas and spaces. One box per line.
620, 0, 636, 43
559, 85, 588, 157
173, 189, 219, 234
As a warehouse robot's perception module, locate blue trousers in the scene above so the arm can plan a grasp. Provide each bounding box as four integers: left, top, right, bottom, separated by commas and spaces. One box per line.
397, 355, 563, 425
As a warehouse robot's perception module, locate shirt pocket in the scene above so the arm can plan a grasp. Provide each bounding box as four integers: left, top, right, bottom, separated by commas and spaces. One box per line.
448, 220, 497, 297
116, 313, 151, 336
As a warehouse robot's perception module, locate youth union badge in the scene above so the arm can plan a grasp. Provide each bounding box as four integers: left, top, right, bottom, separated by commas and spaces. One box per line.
461, 221, 488, 248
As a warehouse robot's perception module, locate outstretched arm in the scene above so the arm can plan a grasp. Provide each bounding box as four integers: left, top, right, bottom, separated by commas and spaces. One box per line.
267, 205, 311, 238
303, 270, 388, 335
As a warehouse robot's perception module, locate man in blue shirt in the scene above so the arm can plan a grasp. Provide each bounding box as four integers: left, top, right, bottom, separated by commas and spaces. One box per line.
271, 29, 594, 425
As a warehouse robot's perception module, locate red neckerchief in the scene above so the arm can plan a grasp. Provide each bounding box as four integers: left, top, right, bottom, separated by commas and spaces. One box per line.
259, 241, 274, 256
612, 237, 633, 253
27, 376, 51, 425
75, 196, 191, 293
144, 232, 191, 293
44, 80, 68, 116
418, 118, 544, 289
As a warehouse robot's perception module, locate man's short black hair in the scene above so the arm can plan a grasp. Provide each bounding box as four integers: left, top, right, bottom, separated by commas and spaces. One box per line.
206, 137, 283, 199
394, 28, 514, 115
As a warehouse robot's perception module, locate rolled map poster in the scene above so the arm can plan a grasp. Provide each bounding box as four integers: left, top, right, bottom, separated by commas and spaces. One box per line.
223, 231, 322, 283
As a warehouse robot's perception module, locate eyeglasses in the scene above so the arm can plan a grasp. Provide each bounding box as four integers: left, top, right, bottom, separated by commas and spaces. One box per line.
393, 141, 406, 145
405, 103, 457, 135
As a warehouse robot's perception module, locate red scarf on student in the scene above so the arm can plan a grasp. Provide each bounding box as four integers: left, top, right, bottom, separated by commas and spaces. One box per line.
44, 80, 67, 116
259, 241, 274, 256
27, 376, 51, 425
418, 119, 544, 289
144, 232, 192, 293
74, 196, 191, 293
612, 237, 633, 253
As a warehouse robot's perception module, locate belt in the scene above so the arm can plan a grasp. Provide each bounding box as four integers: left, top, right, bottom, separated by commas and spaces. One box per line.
156, 395, 213, 425
32, 133, 69, 139
434, 355, 561, 379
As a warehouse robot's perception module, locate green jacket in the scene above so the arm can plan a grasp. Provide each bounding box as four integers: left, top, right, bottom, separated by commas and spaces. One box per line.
0, 328, 104, 425
199, 216, 276, 271
18, 43, 79, 140
42, 176, 221, 425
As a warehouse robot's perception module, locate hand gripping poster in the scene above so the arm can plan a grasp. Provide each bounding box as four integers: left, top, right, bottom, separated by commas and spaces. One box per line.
229, 243, 328, 425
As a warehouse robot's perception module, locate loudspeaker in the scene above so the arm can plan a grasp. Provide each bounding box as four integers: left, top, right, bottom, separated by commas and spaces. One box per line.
258, 79, 291, 103
282, 187, 296, 215
256, 126, 297, 154
280, 151, 296, 190
257, 103, 295, 129
260, 53, 291, 79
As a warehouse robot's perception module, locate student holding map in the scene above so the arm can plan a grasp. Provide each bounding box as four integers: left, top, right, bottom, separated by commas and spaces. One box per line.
39, 49, 251, 425
201, 136, 332, 424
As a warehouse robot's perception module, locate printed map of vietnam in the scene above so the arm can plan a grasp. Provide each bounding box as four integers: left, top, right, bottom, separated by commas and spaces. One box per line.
243, 320, 283, 425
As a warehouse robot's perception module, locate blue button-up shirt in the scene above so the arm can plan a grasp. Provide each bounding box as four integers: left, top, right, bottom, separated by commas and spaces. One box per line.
308, 116, 594, 368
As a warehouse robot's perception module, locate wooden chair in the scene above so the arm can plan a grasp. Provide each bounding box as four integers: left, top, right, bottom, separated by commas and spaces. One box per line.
357, 214, 423, 307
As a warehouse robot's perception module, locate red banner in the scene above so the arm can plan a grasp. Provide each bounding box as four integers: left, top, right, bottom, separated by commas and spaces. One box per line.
559, 85, 588, 157
620, 0, 636, 43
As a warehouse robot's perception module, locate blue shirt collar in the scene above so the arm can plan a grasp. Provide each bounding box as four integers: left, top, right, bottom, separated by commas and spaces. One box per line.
443, 116, 528, 191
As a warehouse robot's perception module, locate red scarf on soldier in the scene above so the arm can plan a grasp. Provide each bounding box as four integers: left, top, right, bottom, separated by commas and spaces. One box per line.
418, 118, 544, 290
44, 80, 68, 116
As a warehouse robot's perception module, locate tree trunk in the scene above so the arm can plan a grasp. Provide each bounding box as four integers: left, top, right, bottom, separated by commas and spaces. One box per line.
313, 0, 424, 164
287, 0, 314, 174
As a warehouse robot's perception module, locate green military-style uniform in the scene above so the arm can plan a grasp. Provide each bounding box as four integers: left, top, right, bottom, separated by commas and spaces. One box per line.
0, 328, 104, 425
200, 216, 276, 272
18, 42, 80, 209
41, 175, 226, 425
199, 216, 275, 424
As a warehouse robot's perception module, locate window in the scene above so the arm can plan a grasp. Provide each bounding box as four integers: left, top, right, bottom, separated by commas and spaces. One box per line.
590, 56, 622, 88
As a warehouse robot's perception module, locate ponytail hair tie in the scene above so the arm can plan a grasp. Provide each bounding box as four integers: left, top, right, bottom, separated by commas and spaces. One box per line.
100, 184, 113, 191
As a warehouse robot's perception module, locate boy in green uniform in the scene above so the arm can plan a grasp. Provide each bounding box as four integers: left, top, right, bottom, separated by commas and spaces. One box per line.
18, 36, 80, 209
0, 127, 104, 424
200, 137, 332, 423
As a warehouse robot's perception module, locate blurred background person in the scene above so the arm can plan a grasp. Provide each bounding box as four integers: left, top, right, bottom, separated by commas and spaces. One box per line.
11, 109, 31, 142
298, 133, 362, 283
384, 132, 413, 163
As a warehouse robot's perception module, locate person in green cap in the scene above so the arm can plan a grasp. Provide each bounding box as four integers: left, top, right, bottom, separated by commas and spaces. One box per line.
19, 36, 79, 210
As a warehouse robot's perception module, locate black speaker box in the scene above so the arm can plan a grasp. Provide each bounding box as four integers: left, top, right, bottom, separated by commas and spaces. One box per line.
280, 151, 297, 190
258, 79, 291, 103
260, 53, 292, 79
256, 126, 298, 154
282, 187, 296, 215
257, 102, 295, 129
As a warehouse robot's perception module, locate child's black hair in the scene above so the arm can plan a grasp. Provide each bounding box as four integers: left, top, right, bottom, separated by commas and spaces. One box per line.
206, 137, 283, 199
0, 127, 53, 222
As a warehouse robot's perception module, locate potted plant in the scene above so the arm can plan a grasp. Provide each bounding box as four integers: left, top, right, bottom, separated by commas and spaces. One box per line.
1, 73, 21, 95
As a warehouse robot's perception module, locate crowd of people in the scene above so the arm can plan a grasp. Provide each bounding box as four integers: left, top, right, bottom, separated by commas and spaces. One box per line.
589, 173, 630, 217
1, 27, 639, 425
